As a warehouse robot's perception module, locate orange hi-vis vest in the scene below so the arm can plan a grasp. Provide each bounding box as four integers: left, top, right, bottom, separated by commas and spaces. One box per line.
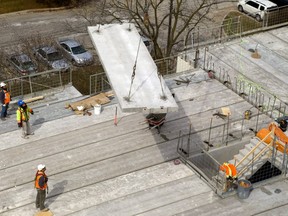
34, 171, 48, 190
220, 163, 238, 179
3, 90, 11, 104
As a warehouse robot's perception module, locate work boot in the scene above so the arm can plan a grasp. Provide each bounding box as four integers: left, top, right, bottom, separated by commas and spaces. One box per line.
0, 117, 6, 121
41, 208, 49, 212
21, 136, 29, 139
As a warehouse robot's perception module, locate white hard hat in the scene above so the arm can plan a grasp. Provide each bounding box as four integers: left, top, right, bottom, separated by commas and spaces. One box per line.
0, 82, 6, 87
37, 164, 46, 171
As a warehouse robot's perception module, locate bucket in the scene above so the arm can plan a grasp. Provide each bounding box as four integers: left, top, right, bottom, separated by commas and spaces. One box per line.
94, 104, 101, 115
237, 179, 253, 199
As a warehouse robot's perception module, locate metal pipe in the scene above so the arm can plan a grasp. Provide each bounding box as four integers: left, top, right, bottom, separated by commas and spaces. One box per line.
282, 144, 288, 176
270, 96, 276, 118
29, 76, 33, 94
207, 117, 213, 151
177, 130, 182, 154
240, 118, 245, 139
255, 104, 260, 132
222, 123, 226, 145
187, 124, 192, 157
226, 115, 230, 146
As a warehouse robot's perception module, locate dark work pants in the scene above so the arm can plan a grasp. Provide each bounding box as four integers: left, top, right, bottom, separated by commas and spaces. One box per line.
1, 104, 8, 118
36, 189, 46, 210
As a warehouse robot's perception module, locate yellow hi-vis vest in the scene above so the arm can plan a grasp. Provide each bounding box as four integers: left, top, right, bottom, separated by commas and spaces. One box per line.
16, 106, 33, 123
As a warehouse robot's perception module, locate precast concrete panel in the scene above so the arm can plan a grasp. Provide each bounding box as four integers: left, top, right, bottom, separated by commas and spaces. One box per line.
88, 24, 178, 113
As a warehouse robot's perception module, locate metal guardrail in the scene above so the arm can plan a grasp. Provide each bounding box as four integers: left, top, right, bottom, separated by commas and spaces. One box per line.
177, 117, 288, 196
200, 49, 288, 121
89, 55, 179, 95
2, 69, 72, 99
187, 5, 288, 51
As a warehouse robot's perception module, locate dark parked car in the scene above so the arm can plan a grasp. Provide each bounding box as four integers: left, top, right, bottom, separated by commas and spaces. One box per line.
58, 39, 93, 66
141, 36, 153, 53
34, 46, 70, 70
8, 54, 37, 75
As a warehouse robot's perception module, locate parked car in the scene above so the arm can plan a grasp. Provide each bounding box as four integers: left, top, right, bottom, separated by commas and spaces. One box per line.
237, 0, 278, 21
58, 39, 93, 66
7, 53, 37, 75
34, 46, 70, 70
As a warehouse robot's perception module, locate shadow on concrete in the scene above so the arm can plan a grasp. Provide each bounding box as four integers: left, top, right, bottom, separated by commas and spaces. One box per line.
32, 118, 45, 132
46, 180, 68, 206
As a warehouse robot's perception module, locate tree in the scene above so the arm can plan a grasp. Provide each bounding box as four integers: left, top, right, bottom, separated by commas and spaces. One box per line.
64, 0, 109, 33
108, 0, 218, 59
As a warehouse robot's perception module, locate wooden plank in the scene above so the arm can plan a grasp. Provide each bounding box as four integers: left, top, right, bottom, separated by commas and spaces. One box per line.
34, 210, 53, 216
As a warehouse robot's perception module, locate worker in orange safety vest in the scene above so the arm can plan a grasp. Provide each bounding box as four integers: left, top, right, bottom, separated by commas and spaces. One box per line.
35, 164, 49, 212
220, 162, 238, 180
0, 82, 11, 120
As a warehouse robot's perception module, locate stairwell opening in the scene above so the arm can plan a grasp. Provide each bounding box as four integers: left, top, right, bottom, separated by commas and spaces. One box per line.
248, 161, 282, 184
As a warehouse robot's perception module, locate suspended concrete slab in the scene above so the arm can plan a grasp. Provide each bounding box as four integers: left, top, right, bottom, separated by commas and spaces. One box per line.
88, 23, 178, 113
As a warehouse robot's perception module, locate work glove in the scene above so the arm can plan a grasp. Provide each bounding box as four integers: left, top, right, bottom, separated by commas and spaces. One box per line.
18, 122, 22, 128
31, 110, 34, 115
2, 104, 5, 107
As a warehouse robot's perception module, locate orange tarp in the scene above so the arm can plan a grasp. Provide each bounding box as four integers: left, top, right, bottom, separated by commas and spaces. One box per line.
256, 123, 288, 154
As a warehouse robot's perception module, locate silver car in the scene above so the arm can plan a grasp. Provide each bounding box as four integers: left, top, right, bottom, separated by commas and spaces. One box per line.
34, 46, 70, 70
8, 54, 37, 75
58, 39, 94, 66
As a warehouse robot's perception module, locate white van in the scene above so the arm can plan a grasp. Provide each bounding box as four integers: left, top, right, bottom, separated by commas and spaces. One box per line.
237, 0, 278, 21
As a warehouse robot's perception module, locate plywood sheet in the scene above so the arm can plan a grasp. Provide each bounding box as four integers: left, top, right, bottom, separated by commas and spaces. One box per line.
70, 93, 110, 110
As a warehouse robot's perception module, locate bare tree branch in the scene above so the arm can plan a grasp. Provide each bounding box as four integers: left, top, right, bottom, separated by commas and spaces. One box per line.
107, 0, 224, 59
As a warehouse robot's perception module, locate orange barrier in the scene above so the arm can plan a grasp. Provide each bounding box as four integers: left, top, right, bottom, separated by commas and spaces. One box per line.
256, 123, 288, 154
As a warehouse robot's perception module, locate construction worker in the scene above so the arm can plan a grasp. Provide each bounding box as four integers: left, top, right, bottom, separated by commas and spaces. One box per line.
16, 100, 34, 139
35, 164, 49, 212
0, 82, 11, 120
220, 162, 238, 180
279, 119, 287, 132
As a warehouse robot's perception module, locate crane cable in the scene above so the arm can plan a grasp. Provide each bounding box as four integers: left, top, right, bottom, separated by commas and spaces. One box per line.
126, 37, 142, 101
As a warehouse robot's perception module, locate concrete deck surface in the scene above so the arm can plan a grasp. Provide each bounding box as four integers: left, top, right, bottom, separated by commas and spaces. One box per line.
1, 26, 288, 215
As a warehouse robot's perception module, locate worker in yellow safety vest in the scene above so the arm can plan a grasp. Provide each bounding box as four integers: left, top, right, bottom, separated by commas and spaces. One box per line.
220, 162, 238, 180
16, 100, 34, 139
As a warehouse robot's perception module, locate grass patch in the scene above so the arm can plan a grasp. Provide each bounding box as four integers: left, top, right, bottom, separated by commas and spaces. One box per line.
223, 11, 262, 36
0, 0, 51, 14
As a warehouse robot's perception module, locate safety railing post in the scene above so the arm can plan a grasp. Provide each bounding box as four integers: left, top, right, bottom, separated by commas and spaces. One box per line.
282, 144, 288, 176
29, 76, 33, 95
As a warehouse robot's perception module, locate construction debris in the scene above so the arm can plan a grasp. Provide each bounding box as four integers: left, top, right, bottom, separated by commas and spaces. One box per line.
220, 107, 231, 116
244, 110, 252, 120
213, 107, 231, 119
67, 91, 113, 115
